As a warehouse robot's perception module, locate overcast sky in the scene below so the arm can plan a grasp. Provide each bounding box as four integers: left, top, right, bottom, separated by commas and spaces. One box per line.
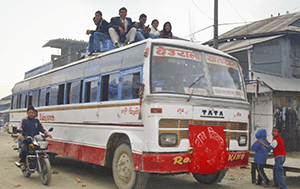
0, 0, 299, 99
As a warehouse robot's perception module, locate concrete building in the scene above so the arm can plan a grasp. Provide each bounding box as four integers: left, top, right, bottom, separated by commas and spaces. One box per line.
204, 12, 300, 151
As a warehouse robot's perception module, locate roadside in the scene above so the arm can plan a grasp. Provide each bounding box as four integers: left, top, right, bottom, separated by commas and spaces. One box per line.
1, 132, 299, 189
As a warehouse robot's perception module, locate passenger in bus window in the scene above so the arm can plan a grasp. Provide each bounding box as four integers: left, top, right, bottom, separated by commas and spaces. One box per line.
134, 14, 159, 42
108, 7, 136, 48
86, 10, 110, 55
174, 73, 185, 93
160, 22, 173, 39
149, 19, 161, 38
162, 78, 175, 91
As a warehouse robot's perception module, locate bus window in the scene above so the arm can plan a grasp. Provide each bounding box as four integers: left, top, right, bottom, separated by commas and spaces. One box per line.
121, 72, 140, 100
51, 85, 58, 106
84, 79, 98, 103
21, 93, 27, 109
101, 75, 109, 101
39, 88, 46, 107
18, 94, 22, 109
11, 95, 14, 109
45, 87, 51, 106
80, 80, 83, 103
58, 84, 65, 105
28, 92, 33, 107
16, 95, 20, 109
108, 73, 119, 101
65, 83, 71, 104
25, 94, 28, 108
37, 89, 41, 107
70, 80, 81, 104
31, 90, 38, 107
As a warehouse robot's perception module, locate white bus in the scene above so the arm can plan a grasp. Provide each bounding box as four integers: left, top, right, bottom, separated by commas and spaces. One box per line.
10, 39, 249, 189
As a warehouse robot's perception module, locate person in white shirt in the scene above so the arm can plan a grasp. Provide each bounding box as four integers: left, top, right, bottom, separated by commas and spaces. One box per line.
149, 19, 160, 38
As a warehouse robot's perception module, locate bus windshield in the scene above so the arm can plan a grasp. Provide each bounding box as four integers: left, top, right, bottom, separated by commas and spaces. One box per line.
150, 45, 245, 100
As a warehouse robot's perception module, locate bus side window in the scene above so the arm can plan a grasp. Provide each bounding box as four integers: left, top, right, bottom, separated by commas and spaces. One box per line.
45, 87, 51, 106
18, 94, 22, 109
65, 83, 71, 104
84, 82, 91, 103
108, 73, 119, 101
39, 89, 46, 107
37, 89, 41, 107
70, 80, 81, 104
51, 85, 58, 106
11, 95, 14, 109
101, 75, 109, 101
28, 92, 33, 107
121, 72, 140, 100
58, 84, 65, 105
25, 94, 28, 108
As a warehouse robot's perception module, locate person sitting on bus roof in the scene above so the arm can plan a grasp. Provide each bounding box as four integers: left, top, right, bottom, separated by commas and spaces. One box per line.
86, 10, 110, 55
149, 19, 161, 38
133, 14, 159, 42
160, 21, 173, 39
108, 7, 136, 48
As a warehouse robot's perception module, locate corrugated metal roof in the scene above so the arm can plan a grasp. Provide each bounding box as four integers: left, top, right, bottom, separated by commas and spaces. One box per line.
43, 38, 88, 49
219, 35, 283, 53
253, 72, 300, 92
204, 12, 300, 45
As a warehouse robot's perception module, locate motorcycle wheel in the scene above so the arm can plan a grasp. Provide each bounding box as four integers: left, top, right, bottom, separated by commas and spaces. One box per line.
39, 157, 52, 185
112, 142, 149, 189
22, 169, 31, 177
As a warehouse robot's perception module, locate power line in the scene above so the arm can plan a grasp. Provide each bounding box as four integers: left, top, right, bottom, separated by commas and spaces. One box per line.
191, 0, 213, 20
183, 21, 247, 39
226, 0, 247, 23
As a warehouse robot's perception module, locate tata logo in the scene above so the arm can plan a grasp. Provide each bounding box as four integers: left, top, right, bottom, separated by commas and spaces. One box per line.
200, 109, 224, 119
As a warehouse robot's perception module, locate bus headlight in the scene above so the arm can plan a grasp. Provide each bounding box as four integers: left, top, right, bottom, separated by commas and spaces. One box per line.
238, 135, 247, 146
159, 133, 178, 147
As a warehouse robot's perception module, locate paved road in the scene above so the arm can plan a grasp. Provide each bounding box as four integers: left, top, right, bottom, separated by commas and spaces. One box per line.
1, 132, 299, 189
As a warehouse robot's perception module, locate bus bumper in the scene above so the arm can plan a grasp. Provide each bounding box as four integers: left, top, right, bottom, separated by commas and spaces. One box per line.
140, 151, 249, 174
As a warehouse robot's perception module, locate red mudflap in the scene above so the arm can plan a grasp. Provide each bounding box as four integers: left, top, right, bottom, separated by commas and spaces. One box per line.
189, 125, 228, 174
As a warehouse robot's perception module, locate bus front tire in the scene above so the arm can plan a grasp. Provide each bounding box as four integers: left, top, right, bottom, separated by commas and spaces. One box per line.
112, 143, 149, 189
192, 169, 227, 184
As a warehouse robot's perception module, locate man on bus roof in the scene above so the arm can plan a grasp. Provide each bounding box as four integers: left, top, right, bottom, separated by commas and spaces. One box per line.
108, 7, 136, 48
86, 10, 110, 55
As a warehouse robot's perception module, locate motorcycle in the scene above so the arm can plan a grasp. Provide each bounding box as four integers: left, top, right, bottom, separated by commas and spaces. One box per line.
15, 128, 53, 185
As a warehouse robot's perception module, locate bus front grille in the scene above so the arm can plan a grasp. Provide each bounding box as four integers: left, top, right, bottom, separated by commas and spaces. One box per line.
159, 119, 248, 148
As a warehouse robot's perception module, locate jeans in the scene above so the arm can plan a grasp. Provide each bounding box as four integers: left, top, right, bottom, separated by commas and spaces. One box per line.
87, 32, 110, 53
135, 31, 146, 41
257, 164, 270, 184
273, 156, 287, 189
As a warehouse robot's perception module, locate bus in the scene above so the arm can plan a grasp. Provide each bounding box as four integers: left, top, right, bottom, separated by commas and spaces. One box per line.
9, 38, 249, 189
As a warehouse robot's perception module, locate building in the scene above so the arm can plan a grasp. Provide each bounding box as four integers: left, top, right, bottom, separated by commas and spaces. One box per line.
204, 12, 300, 151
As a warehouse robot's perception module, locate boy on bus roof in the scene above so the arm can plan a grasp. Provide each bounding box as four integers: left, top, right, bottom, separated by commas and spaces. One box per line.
86, 10, 110, 55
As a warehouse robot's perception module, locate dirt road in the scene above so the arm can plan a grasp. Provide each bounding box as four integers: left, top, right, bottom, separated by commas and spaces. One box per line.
0, 132, 299, 189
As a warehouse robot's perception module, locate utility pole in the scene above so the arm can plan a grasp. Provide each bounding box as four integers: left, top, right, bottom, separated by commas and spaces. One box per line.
213, 0, 218, 49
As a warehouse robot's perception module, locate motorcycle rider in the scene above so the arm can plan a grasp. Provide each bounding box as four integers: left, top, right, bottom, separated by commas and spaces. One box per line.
16, 106, 52, 169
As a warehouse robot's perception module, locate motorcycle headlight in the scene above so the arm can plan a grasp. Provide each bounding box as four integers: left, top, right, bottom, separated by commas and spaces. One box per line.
238, 135, 247, 146
38, 141, 49, 149
159, 133, 178, 147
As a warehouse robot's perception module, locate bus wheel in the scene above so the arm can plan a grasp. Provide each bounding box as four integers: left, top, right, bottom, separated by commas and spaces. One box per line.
192, 169, 227, 184
112, 143, 149, 189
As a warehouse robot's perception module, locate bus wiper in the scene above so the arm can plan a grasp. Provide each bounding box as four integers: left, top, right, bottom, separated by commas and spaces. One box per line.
187, 75, 204, 102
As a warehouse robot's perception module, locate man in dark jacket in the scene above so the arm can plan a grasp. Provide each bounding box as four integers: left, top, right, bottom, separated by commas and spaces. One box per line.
86, 10, 110, 54
17, 106, 52, 169
108, 7, 136, 48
